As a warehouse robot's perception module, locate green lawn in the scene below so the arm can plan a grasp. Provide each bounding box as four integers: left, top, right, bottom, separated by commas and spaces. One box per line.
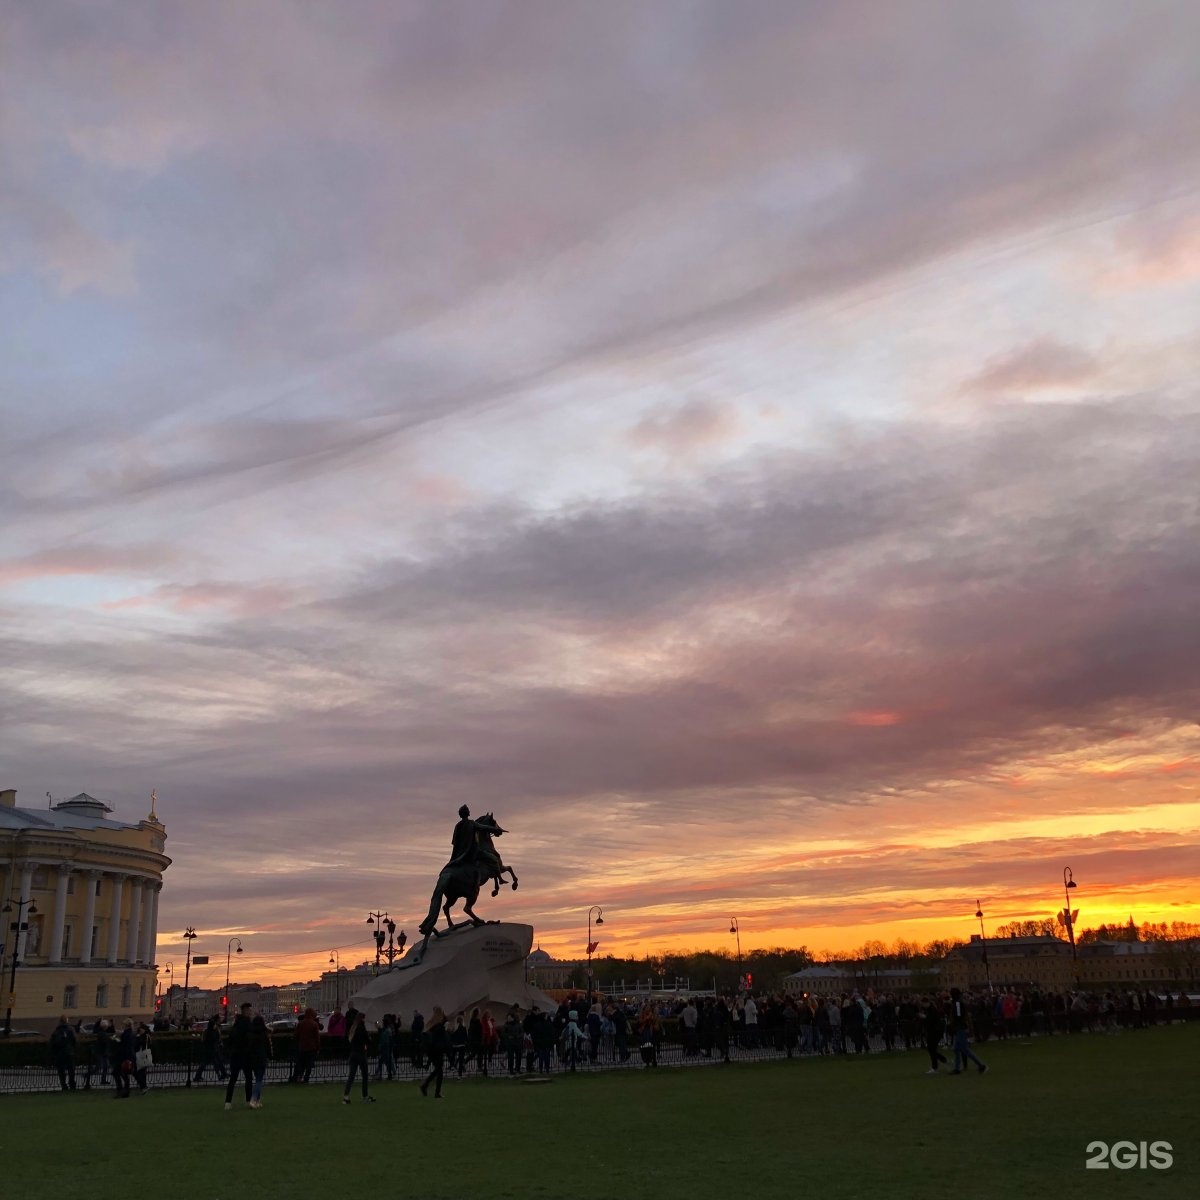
3, 1026, 1197, 1200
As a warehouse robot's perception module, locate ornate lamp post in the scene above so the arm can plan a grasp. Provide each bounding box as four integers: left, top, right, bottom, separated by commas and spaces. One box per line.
586, 906, 604, 1002
159, 962, 173, 1015
384, 919, 406, 966
329, 950, 341, 1008
974, 900, 992, 992
224, 937, 244, 1012
1062, 868, 1079, 983
729, 917, 743, 991
2, 896, 38, 1036
181, 927, 198, 1030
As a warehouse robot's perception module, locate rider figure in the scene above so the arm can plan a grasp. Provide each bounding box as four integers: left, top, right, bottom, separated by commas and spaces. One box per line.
448, 805, 504, 877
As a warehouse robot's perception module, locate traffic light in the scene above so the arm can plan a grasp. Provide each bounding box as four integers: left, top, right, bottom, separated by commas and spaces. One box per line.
293, 1004, 299, 1014
220, 995, 228, 1009
745, 973, 753, 988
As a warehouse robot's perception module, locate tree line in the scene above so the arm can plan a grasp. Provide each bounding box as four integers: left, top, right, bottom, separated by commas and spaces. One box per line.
578, 920, 1200, 992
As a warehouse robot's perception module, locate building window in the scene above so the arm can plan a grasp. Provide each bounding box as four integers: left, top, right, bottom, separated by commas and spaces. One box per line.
32, 868, 48, 889
96, 983, 108, 1008
95, 879, 102, 897
67, 876, 76, 895
120, 983, 131, 1007
139, 983, 147, 1007
90, 926, 100, 959
61, 923, 72, 960
64, 984, 77, 1009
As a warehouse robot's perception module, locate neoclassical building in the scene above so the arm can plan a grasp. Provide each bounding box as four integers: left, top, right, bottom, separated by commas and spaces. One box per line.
1, 787, 171, 1033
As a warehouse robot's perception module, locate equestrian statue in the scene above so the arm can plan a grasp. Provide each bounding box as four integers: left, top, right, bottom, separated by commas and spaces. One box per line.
417, 806, 518, 947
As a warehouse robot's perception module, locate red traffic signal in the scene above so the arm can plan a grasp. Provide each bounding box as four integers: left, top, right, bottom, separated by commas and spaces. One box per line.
220, 995, 228, 1007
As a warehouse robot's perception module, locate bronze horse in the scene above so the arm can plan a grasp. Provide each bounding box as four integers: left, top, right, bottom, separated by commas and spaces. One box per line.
418, 812, 517, 941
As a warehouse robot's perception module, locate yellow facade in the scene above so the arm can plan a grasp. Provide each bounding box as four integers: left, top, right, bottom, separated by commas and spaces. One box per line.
1, 788, 171, 1033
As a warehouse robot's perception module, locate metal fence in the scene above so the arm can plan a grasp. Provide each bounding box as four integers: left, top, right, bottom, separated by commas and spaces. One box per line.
2, 1017, 1195, 1095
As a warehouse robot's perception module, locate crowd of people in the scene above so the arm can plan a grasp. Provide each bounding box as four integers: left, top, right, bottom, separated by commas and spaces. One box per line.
23, 983, 1194, 1103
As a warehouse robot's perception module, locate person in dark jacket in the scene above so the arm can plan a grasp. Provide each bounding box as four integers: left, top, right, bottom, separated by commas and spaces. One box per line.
449, 1014, 468, 1076
194, 1015, 227, 1082
49, 1015, 78, 1091
467, 1008, 483, 1075
133, 1022, 153, 1094
342, 1009, 375, 1104
223, 1003, 255, 1109
923, 997, 948, 1074
410, 1009, 425, 1070
374, 1013, 397, 1081
419, 1006, 448, 1098
291, 1008, 321, 1083
249, 1014, 272, 1107
113, 1019, 137, 1099
91, 1019, 113, 1087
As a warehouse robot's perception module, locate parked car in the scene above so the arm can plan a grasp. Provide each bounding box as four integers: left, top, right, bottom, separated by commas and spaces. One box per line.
266, 1015, 298, 1032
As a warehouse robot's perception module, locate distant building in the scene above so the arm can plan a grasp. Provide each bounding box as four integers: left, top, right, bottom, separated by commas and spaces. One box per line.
784, 963, 941, 996
0, 787, 171, 1032
526, 946, 573, 991
940, 934, 1072, 991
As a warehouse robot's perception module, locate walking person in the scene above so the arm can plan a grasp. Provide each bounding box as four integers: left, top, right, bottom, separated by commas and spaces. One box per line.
419, 1006, 448, 1099
49, 1015, 78, 1092
481, 1008, 498, 1076
501, 1006, 523, 1075
467, 1007, 484, 1075
923, 996, 948, 1074
949, 989, 988, 1075
291, 1007, 321, 1083
194, 1015, 227, 1082
133, 1022, 153, 1094
374, 1014, 397, 1081
113, 1019, 137, 1099
410, 1009, 425, 1070
342, 1009, 375, 1104
249, 1014, 273, 1108
450, 1014, 468, 1076
91, 1019, 113, 1088
224, 1002, 255, 1110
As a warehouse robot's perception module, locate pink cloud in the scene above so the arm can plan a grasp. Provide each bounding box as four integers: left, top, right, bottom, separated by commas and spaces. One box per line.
628, 399, 741, 457
965, 339, 1099, 394
103, 582, 297, 618
0, 544, 173, 586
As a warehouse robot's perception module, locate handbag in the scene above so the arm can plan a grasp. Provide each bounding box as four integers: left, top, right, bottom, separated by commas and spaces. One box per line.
135, 1047, 153, 1069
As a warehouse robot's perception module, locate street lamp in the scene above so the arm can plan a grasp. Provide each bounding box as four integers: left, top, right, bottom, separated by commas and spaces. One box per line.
386, 919, 407, 965
1062, 867, 1079, 983
729, 917, 743, 991
2, 896, 38, 1036
975, 900, 992, 992
329, 950, 341, 1008
224, 937, 244, 1013
181, 927, 198, 1027
586, 906, 604, 1003
158, 963, 173, 1014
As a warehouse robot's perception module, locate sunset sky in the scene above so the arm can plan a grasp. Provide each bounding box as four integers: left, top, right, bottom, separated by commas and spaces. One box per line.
2, 2, 1199, 989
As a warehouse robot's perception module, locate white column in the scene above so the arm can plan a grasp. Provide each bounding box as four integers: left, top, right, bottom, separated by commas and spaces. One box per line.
125, 879, 144, 963
138, 885, 156, 963
106, 874, 125, 965
79, 871, 100, 964
48, 864, 71, 964
16, 864, 33, 958
146, 884, 162, 966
